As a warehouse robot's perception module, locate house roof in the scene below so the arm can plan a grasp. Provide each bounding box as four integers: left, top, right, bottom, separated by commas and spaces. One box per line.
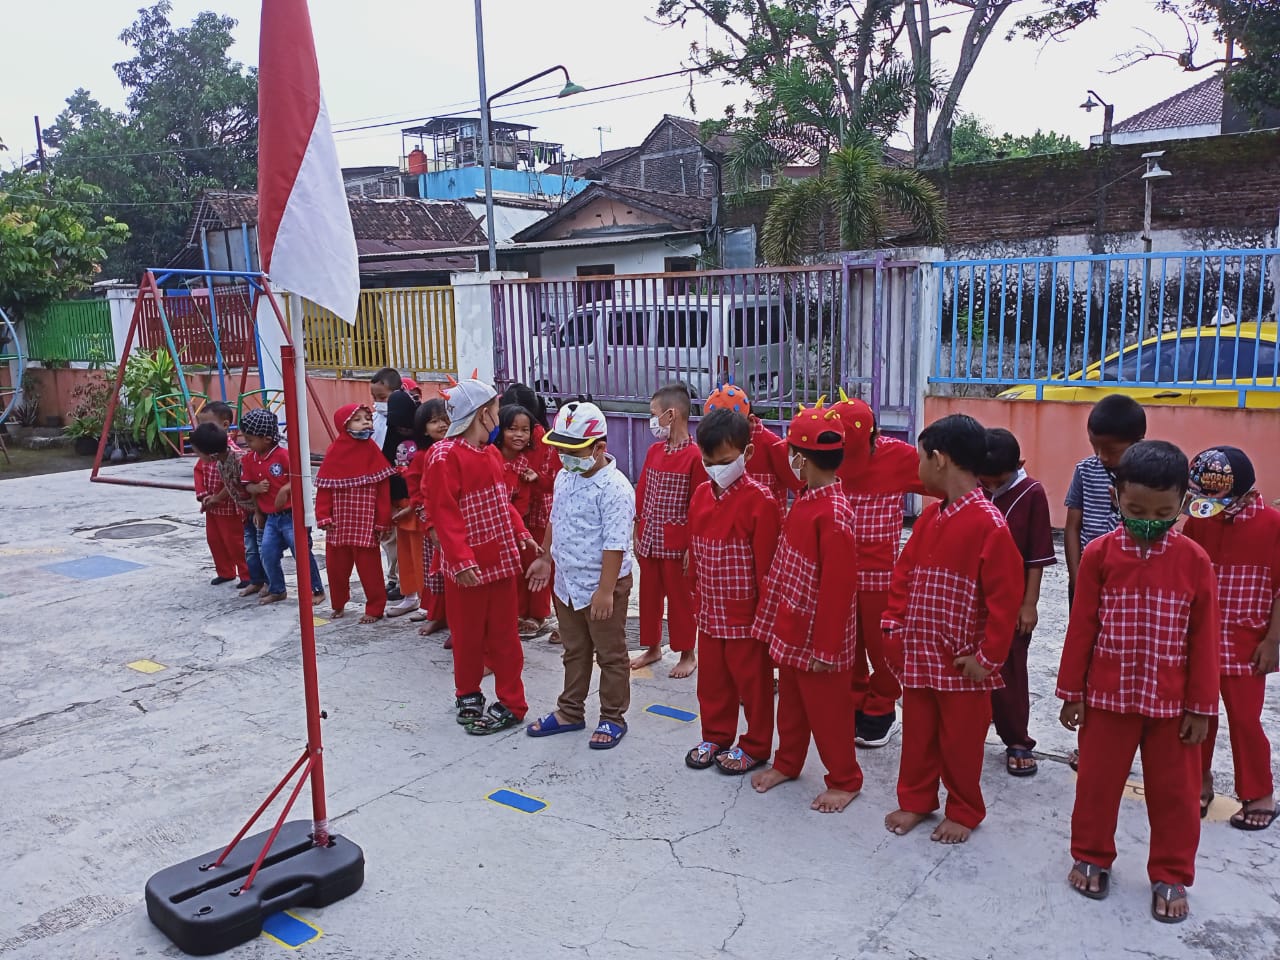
1113, 75, 1223, 134
555, 147, 640, 178
357, 229, 701, 264
664, 115, 738, 155
512, 183, 713, 243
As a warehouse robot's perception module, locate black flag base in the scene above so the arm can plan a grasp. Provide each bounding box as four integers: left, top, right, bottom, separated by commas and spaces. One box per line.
145, 821, 364, 955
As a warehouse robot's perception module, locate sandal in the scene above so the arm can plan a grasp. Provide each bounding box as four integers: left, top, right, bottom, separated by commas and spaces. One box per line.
1150, 882, 1189, 924
1068, 748, 1079, 771
685, 741, 722, 770
454, 692, 486, 725
1006, 746, 1038, 778
1200, 787, 1215, 819
466, 703, 521, 736
526, 712, 586, 737
1069, 861, 1110, 901
1229, 805, 1278, 831
588, 720, 627, 750
714, 746, 765, 775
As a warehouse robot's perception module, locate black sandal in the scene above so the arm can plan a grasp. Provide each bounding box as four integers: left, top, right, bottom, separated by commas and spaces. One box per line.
1005, 747, 1038, 778
465, 703, 521, 736
1200, 788, 1215, 819
455, 692, 486, 725
1229, 805, 1278, 831
685, 741, 722, 770
1070, 861, 1110, 900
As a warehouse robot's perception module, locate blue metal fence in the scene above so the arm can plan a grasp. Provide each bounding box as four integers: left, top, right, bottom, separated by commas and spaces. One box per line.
929, 248, 1279, 407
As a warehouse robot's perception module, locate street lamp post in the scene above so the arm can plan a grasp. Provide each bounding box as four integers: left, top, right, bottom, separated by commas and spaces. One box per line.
1140, 151, 1172, 336
1080, 90, 1114, 146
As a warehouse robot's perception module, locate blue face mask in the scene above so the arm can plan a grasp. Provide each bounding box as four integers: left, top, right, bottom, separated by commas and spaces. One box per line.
487, 424, 501, 445
348, 428, 374, 441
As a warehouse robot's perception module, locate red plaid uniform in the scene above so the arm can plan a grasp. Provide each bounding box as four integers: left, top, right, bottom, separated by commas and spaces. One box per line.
500, 451, 534, 518
846, 493, 904, 592
195, 459, 241, 518
688, 476, 782, 639
426, 439, 528, 587
526, 425, 558, 531
746, 419, 803, 505
1057, 528, 1220, 717
883, 490, 1025, 692
635, 439, 706, 559
753, 484, 859, 671
316, 479, 391, 548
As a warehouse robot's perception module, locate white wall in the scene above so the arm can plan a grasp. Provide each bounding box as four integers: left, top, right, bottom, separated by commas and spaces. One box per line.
450, 270, 529, 383
534, 238, 702, 279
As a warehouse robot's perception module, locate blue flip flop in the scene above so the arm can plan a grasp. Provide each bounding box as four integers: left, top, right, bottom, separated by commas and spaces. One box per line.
526, 712, 586, 737
588, 720, 627, 750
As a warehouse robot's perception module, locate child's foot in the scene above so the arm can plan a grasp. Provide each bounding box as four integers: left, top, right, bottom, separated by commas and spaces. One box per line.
1151, 882, 1190, 923
751, 767, 793, 794
884, 809, 929, 836
548, 629, 561, 644
1229, 798, 1278, 831
235, 579, 251, 589
311, 591, 327, 607
386, 595, 419, 617
239, 583, 264, 597
811, 789, 859, 813
669, 651, 697, 679
443, 635, 454, 650
1200, 776, 1215, 818
1068, 861, 1110, 899
210, 576, 235, 586
930, 818, 972, 844
1006, 746, 1038, 777
358, 613, 380, 624
630, 647, 662, 670
258, 592, 288, 606
330, 608, 345, 619
417, 619, 443, 636
517, 617, 542, 638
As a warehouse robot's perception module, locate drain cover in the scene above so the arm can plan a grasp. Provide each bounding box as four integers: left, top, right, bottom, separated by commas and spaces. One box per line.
93, 522, 178, 540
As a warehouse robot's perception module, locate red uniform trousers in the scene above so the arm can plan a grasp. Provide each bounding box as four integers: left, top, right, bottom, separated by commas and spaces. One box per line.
773, 665, 863, 792
638, 556, 696, 652
1201, 674, 1273, 802
393, 501, 424, 598
1073, 707, 1201, 885
897, 688, 992, 828
696, 635, 775, 759
205, 512, 249, 581
326, 544, 388, 618
851, 590, 899, 716
443, 575, 527, 718
991, 631, 1036, 749
517, 524, 553, 620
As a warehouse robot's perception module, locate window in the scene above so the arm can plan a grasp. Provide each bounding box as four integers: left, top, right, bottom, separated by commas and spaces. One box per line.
557, 312, 596, 346
576, 264, 615, 305
607, 309, 647, 346
657, 309, 709, 348
663, 257, 698, 295
760, 173, 774, 188
731, 304, 786, 347
1201, 337, 1280, 382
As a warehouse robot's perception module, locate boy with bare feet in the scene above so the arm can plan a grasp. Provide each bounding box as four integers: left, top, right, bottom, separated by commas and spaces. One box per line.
882, 415, 1023, 844
1058, 441, 1220, 923
631, 383, 707, 679
750, 403, 861, 813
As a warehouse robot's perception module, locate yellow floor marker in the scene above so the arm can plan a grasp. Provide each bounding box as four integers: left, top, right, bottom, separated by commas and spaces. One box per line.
126, 659, 166, 674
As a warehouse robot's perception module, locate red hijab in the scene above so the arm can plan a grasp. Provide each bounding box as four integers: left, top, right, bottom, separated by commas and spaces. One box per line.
316, 403, 398, 487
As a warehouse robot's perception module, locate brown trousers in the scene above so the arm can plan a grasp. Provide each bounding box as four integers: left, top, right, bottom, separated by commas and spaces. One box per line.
554, 574, 634, 726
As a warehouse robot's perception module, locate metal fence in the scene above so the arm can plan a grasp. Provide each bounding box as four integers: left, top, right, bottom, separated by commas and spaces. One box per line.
138, 287, 256, 368
293, 286, 456, 375
24, 299, 115, 363
929, 248, 1279, 406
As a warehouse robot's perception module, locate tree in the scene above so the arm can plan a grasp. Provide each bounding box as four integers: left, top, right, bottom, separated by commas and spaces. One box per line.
0, 170, 130, 313
42, 1, 257, 281
949, 114, 1081, 164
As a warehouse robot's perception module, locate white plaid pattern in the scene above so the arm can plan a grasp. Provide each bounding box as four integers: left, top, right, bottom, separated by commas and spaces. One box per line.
197, 459, 241, 517
894, 565, 1002, 691
450, 482, 523, 585
637, 439, 696, 559
691, 535, 757, 638
847, 491, 905, 592
323, 483, 384, 548
422, 534, 445, 594
1214, 562, 1276, 675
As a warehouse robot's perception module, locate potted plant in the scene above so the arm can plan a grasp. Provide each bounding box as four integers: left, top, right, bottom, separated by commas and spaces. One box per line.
63, 367, 117, 456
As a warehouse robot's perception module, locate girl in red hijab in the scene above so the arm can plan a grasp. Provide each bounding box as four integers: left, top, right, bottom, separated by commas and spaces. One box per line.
316, 404, 397, 622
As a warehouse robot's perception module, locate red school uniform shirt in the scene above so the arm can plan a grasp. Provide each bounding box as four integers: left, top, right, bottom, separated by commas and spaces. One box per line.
882, 489, 1025, 692
195, 458, 241, 518
688, 476, 783, 639
1056, 528, 1220, 718
838, 435, 928, 593
425, 439, 530, 586
500, 451, 535, 520
526, 425, 559, 532
315, 476, 393, 549
635, 438, 708, 559
987, 471, 1057, 571
746, 419, 804, 504
241, 444, 292, 514
1182, 497, 1280, 677
752, 483, 859, 671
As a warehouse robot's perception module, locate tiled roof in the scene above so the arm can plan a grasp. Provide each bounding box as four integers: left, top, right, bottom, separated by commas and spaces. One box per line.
664, 115, 738, 155
1113, 75, 1223, 133
555, 147, 638, 177
513, 183, 712, 242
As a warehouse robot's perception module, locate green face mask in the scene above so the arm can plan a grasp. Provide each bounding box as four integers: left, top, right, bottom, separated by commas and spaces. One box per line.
1121, 515, 1178, 541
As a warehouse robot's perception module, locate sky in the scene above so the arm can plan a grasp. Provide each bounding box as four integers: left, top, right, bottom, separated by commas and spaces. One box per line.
3, 0, 1226, 171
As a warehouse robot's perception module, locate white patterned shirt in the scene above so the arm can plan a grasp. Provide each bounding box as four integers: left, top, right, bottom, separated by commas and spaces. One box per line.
550, 456, 636, 611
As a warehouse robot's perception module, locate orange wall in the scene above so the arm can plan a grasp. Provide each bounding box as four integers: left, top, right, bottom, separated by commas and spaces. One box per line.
924, 396, 1280, 528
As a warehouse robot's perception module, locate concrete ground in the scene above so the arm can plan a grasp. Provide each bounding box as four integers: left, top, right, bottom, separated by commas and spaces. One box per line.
2, 460, 1278, 960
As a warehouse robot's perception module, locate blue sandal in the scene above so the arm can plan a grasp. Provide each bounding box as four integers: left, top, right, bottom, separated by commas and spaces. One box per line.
526, 712, 586, 737
588, 720, 627, 750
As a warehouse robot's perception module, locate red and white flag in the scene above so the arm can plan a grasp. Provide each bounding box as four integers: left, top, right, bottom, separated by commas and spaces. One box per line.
257, 0, 358, 324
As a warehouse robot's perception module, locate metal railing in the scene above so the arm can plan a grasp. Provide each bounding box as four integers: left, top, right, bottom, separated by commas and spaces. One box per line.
25, 299, 115, 363
929, 248, 1279, 406
294, 286, 457, 375
138, 287, 256, 368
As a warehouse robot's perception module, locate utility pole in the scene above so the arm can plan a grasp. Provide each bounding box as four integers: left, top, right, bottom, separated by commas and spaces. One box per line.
33, 115, 46, 173
474, 0, 497, 272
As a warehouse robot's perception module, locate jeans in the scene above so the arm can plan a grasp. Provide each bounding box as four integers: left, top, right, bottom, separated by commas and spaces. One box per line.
259, 511, 325, 597
243, 518, 267, 586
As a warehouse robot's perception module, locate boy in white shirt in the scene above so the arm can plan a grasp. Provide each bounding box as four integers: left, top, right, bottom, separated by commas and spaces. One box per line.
525, 401, 636, 749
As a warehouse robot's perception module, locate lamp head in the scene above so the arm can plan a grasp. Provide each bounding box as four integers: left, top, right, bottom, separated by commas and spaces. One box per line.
558, 81, 586, 98
1142, 162, 1173, 180
1080, 96, 1098, 112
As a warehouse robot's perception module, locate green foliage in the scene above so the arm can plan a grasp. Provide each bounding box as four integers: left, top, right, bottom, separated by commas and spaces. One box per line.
1185, 0, 1280, 119
122, 348, 179, 451
64, 368, 117, 440
950, 114, 1082, 165
42, 1, 257, 282
0, 171, 130, 313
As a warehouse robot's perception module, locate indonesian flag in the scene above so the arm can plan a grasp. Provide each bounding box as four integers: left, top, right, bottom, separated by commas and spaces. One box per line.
257, 0, 359, 324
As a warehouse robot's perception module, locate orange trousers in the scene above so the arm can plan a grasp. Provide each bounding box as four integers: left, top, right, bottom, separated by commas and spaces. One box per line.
896, 688, 992, 829
393, 501, 423, 598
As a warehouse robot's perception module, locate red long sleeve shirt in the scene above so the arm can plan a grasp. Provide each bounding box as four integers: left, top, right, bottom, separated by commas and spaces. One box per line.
752, 483, 860, 670
1056, 528, 1220, 717
839, 435, 928, 592
315, 478, 392, 548
746, 419, 804, 504
240, 444, 292, 514
688, 476, 783, 639
882, 489, 1025, 692
195, 458, 241, 518
635, 438, 707, 559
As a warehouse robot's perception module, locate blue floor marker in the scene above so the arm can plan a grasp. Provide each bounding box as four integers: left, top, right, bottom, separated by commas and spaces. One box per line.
261, 911, 322, 949
646, 704, 698, 723
41, 555, 146, 580
487, 788, 548, 814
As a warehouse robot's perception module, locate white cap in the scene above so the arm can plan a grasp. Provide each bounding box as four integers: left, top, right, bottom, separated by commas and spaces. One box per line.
444, 379, 497, 437
544, 400, 608, 450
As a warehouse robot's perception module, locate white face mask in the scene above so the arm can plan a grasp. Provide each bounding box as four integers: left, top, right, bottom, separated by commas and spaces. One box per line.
561, 452, 596, 474
649, 415, 671, 441
705, 455, 746, 489
790, 454, 805, 481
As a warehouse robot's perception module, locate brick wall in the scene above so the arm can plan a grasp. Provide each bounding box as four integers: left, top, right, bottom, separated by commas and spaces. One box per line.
600, 121, 718, 198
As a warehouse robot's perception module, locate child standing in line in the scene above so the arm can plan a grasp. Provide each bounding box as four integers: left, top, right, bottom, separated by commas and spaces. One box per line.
314, 404, 397, 623
427, 378, 538, 735
631, 382, 707, 679
882, 414, 1024, 845
1058, 441, 1220, 923
496, 403, 556, 638
702, 383, 802, 505
195, 407, 266, 597
525, 400, 635, 749
832, 393, 928, 749
190, 422, 251, 588
1182, 446, 1280, 830
239, 408, 326, 607
977, 428, 1057, 778
751, 404, 862, 813
404, 399, 449, 633
502, 385, 559, 639
685, 408, 782, 775
384, 428, 423, 618
370, 367, 418, 604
